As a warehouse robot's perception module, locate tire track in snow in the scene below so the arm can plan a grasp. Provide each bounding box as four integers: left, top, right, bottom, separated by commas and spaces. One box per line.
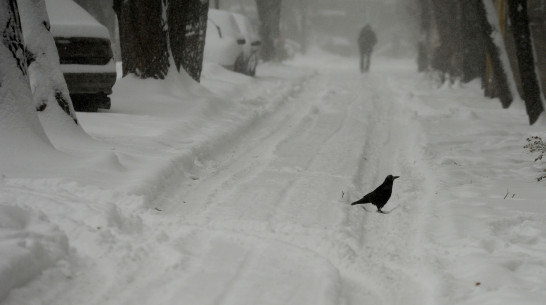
344, 72, 438, 305
160, 68, 392, 304
2, 60, 438, 305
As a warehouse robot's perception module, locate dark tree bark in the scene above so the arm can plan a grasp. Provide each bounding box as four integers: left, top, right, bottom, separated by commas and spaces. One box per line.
1, 0, 27, 77
507, 0, 543, 125
477, 0, 513, 108
113, 0, 169, 79
114, 0, 208, 81
168, 0, 208, 81
430, 0, 461, 80
298, 0, 308, 54
460, 0, 486, 82
256, 0, 282, 61
417, 0, 467, 82
417, 0, 432, 72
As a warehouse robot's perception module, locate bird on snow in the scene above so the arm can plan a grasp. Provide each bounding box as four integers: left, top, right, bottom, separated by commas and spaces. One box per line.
351, 175, 399, 213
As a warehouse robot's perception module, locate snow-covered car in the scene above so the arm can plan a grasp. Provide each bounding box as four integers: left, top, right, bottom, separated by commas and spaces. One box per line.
205, 9, 250, 75
231, 12, 261, 76
45, 0, 116, 112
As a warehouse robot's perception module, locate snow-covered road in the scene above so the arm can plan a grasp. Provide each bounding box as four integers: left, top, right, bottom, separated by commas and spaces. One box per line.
3, 54, 546, 305
87, 59, 436, 305
149, 59, 435, 305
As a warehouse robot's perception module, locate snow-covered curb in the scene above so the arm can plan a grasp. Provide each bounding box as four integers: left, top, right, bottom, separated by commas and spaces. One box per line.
0, 62, 313, 300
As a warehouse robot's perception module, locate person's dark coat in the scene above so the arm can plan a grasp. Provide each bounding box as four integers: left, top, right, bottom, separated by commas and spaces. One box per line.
358, 25, 377, 72
358, 25, 377, 54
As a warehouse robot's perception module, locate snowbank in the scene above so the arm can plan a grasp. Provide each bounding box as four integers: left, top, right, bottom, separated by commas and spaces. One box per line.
0, 61, 312, 302
408, 76, 546, 305
1, 52, 546, 305
45, 0, 110, 39
0, 202, 68, 300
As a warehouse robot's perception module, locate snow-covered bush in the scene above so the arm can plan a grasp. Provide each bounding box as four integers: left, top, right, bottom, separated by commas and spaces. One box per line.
524, 136, 546, 181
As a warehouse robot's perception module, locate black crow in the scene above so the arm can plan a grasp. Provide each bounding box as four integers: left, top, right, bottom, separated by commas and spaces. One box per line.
351, 175, 399, 213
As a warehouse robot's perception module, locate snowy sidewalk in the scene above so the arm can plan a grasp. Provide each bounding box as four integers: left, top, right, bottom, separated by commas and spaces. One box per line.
1, 53, 546, 305
407, 77, 546, 304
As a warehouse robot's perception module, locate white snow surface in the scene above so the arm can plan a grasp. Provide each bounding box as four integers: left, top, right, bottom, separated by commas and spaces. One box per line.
44, 0, 110, 39
1, 52, 546, 305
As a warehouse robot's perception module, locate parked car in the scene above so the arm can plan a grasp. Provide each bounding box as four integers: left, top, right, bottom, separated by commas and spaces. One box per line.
205, 9, 259, 76
45, 0, 116, 112
231, 12, 261, 76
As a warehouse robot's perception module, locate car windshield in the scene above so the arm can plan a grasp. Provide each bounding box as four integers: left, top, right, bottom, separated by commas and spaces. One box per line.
208, 10, 240, 37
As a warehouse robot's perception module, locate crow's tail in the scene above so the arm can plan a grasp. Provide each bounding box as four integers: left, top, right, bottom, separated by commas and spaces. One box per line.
351, 194, 370, 205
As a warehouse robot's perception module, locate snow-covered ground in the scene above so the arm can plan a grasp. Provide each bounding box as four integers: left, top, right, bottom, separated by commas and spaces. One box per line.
1, 52, 545, 305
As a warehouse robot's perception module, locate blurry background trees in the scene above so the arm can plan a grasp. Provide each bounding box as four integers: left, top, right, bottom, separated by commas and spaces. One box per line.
217, 0, 417, 61
417, 0, 545, 125
255, 0, 282, 61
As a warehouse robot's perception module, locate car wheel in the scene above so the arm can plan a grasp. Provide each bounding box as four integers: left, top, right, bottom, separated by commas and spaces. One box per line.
246, 54, 258, 76
96, 93, 111, 110
70, 93, 109, 112
234, 55, 245, 73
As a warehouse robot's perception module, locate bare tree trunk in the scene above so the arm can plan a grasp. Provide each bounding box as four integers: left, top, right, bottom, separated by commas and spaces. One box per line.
478, 0, 513, 108
429, 0, 464, 81
528, 1, 546, 102
298, 0, 308, 54
256, 0, 282, 61
114, 0, 208, 81
507, 0, 543, 124
417, 0, 432, 72
113, 0, 169, 79
168, 0, 208, 81
460, 0, 485, 82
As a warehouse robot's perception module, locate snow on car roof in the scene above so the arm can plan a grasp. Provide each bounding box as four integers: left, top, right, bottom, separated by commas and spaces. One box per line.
208, 9, 241, 37
45, 0, 110, 39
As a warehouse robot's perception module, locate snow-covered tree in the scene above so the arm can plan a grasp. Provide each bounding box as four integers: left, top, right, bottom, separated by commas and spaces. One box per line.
18, 0, 78, 123
0, 0, 57, 168
477, 0, 513, 108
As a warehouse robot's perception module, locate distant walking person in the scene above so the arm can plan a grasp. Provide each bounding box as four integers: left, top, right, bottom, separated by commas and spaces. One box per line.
358, 24, 377, 73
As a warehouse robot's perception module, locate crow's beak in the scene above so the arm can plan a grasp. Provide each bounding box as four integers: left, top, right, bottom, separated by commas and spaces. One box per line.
393, 176, 400, 180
